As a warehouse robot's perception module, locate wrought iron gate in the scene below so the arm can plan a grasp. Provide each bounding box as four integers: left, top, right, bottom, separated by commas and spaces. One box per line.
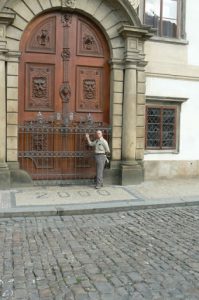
18, 112, 111, 185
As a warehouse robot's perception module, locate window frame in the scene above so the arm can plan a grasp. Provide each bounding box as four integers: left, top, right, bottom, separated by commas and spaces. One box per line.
145, 97, 187, 154
141, 0, 186, 41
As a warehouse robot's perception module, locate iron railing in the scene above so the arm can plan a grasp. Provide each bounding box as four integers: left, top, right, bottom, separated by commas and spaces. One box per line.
18, 113, 111, 185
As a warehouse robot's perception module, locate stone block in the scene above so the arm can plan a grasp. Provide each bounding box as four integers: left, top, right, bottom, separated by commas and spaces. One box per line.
84, 0, 101, 16
7, 113, 18, 125
112, 115, 122, 126
7, 149, 18, 162
7, 100, 18, 113
51, 0, 61, 7
120, 161, 144, 185
137, 94, 146, 104
113, 81, 123, 93
112, 137, 121, 149
13, 15, 28, 31
136, 116, 145, 127
112, 69, 124, 82
113, 93, 123, 104
7, 88, 18, 100
112, 126, 122, 138
7, 125, 18, 137
136, 138, 144, 149
137, 104, 145, 116
136, 127, 145, 138
111, 36, 124, 49
135, 149, 144, 160
7, 137, 17, 150
6, 26, 22, 41
7, 63, 18, 76
144, 160, 159, 180
113, 103, 122, 115
76, 0, 89, 10
112, 48, 125, 60
0, 168, 10, 189
24, 0, 43, 14
10, 1, 34, 22
102, 11, 119, 30
137, 82, 146, 94
104, 167, 121, 185
38, 0, 52, 10
111, 149, 121, 160
94, 1, 112, 22
107, 23, 120, 39
138, 71, 145, 83
6, 38, 20, 51
7, 75, 18, 88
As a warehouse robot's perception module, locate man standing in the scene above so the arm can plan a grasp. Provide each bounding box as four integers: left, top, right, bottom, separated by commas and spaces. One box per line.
85, 130, 110, 189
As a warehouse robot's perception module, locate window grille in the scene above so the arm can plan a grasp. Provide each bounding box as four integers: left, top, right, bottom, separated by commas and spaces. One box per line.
145, 106, 176, 149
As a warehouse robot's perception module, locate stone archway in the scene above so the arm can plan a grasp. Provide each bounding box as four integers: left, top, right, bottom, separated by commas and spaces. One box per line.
0, 0, 153, 187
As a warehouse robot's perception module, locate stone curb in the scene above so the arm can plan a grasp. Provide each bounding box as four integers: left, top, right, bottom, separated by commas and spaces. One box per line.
0, 198, 199, 218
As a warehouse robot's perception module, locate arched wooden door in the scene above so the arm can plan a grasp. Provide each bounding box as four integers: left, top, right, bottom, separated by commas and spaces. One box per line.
18, 12, 110, 182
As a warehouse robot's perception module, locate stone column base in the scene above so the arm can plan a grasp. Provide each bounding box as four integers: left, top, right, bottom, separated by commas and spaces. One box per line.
7, 162, 33, 188
120, 160, 144, 185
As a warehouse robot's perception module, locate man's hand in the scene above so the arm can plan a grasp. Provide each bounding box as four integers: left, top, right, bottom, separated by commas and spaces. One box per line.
106, 152, 111, 159
85, 133, 89, 139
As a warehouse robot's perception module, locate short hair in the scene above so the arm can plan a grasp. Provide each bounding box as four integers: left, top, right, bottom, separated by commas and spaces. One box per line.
96, 130, 103, 134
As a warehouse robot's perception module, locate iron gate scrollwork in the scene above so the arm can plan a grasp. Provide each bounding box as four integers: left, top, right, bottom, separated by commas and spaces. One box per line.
18, 112, 111, 185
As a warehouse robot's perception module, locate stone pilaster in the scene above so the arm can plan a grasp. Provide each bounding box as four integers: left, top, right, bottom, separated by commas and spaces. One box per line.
0, 12, 15, 188
118, 25, 153, 185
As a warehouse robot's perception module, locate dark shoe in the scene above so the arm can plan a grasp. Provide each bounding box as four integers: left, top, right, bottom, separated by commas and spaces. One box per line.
95, 185, 101, 189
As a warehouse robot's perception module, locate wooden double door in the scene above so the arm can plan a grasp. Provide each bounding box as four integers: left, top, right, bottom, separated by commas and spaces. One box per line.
19, 11, 110, 180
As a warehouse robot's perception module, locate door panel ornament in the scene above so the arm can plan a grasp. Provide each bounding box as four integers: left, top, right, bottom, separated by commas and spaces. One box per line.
61, 48, 71, 61
83, 79, 96, 100
59, 81, 71, 103
25, 64, 55, 111
62, 14, 72, 27
83, 34, 96, 51
76, 67, 103, 112
37, 29, 50, 46
26, 17, 56, 53
77, 19, 103, 57
32, 77, 47, 98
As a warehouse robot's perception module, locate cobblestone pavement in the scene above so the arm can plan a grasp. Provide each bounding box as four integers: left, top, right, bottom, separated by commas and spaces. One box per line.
0, 206, 199, 300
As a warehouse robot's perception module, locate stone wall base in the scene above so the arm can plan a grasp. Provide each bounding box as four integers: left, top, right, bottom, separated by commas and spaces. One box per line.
7, 162, 32, 188
144, 160, 199, 180
0, 163, 11, 189
120, 160, 144, 185
104, 161, 121, 185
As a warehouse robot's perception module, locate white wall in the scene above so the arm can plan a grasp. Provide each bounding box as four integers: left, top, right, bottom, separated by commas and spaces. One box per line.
145, 77, 199, 161
186, 0, 199, 66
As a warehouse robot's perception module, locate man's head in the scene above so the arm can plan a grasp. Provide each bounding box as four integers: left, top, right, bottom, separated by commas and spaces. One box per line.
96, 130, 103, 139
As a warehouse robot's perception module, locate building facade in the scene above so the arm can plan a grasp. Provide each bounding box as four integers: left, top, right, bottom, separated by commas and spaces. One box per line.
0, 0, 197, 188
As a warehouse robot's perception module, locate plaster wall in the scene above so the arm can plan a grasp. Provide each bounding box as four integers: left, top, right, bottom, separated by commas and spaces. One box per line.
143, 0, 199, 179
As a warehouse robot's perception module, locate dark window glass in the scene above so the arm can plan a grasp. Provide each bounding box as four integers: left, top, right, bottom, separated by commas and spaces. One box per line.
144, 0, 179, 38
146, 106, 176, 149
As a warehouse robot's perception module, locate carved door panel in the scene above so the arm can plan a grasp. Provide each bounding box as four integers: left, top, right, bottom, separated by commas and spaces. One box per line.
19, 12, 110, 180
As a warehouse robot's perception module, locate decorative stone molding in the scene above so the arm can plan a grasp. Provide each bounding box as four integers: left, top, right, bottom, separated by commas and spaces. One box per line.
61, 0, 76, 9
0, 12, 15, 52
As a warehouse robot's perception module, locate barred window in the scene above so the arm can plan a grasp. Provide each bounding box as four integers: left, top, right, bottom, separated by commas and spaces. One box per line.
145, 105, 177, 149
143, 0, 185, 39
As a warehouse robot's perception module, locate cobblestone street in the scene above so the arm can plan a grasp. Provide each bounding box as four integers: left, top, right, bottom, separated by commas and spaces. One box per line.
0, 206, 199, 300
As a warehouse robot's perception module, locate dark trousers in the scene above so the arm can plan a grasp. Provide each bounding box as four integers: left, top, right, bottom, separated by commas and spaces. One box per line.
95, 155, 106, 186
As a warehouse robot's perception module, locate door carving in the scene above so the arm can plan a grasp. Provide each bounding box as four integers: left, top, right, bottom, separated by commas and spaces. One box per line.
19, 12, 110, 181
